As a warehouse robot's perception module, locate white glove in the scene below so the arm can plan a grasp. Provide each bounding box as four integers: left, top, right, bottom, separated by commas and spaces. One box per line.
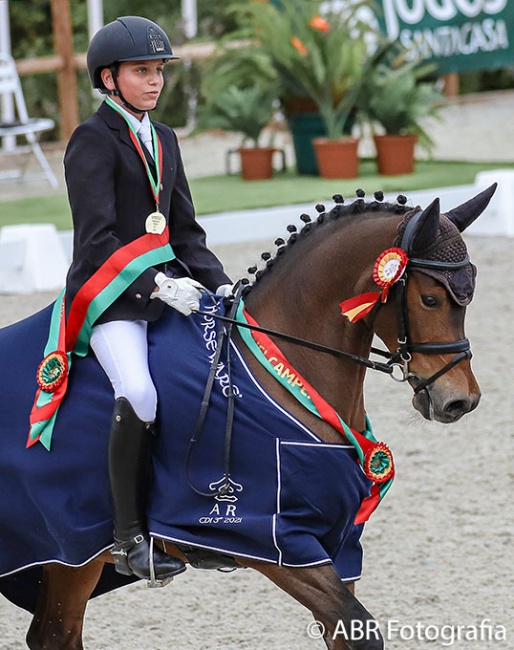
216, 283, 235, 298
151, 273, 203, 316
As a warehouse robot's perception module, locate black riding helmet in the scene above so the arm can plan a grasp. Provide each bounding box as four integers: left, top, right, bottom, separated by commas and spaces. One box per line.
87, 16, 179, 110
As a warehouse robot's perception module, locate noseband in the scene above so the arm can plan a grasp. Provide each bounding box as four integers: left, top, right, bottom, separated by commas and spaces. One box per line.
389, 211, 473, 393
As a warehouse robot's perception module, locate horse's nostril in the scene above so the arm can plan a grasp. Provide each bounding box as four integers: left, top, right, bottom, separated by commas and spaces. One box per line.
444, 394, 480, 419
445, 400, 469, 416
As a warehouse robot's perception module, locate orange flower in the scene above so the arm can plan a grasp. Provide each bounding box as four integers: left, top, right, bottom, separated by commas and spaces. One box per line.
290, 36, 308, 56
309, 14, 330, 32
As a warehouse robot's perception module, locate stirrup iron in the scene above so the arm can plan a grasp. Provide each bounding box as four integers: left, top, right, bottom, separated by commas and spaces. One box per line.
147, 536, 173, 588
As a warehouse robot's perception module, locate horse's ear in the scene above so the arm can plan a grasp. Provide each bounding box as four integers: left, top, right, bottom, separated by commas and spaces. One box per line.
446, 183, 497, 232
405, 198, 441, 254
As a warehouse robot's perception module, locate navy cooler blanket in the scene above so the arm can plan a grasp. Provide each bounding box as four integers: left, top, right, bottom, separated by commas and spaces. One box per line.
0, 296, 371, 601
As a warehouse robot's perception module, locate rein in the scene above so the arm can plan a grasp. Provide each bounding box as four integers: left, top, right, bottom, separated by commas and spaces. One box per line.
195, 305, 395, 374
195, 208, 474, 394
191, 290, 396, 520
186, 296, 239, 500
185, 207, 474, 505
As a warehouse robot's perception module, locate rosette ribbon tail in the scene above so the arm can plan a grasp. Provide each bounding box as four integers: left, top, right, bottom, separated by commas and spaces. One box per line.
27, 290, 68, 450
28, 374, 69, 450
342, 429, 395, 524
340, 292, 382, 323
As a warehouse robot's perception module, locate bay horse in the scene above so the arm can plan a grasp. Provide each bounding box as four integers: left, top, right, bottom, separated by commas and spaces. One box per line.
0, 185, 495, 650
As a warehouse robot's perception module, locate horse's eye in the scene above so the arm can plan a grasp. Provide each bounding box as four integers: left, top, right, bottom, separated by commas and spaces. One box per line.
421, 295, 439, 308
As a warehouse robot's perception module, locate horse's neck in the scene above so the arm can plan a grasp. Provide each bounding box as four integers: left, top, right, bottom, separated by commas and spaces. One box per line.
243, 292, 372, 434
242, 216, 396, 435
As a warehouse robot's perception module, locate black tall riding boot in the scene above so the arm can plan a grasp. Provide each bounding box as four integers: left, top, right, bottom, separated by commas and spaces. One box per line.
108, 397, 186, 585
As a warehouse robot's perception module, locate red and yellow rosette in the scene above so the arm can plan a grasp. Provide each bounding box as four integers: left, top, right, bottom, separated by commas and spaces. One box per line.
373, 248, 409, 301
340, 247, 409, 322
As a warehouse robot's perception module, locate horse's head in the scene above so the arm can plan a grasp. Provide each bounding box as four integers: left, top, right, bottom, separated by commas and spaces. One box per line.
373, 184, 497, 423
242, 185, 496, 429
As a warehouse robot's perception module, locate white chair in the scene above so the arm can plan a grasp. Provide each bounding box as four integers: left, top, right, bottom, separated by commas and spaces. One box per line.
0, 53, 58, 189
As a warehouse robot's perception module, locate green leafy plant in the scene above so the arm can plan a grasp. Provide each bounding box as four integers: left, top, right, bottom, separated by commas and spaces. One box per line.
359, 48, 443, 152
197, 84, 277, 147
228, 0, 379, 140
197, 46, 278, 147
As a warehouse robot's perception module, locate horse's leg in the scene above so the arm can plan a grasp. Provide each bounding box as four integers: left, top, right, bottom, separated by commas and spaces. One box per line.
26, 560, 104, 650
241, 560, 383, 650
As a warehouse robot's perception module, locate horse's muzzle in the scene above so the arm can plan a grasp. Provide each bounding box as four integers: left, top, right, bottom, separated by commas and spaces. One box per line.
411, 380, 481, 423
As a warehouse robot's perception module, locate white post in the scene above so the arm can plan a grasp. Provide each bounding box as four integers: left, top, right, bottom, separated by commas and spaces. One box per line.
0, 1, 11, 53
87, 0, 103, 41
87, 0, 103, 100
0, 0, 16, 151
181, 0, 198, 39
181, 0, 198, 131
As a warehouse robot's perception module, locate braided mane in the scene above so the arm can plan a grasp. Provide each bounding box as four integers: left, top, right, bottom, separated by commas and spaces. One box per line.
242, 191, 413, 295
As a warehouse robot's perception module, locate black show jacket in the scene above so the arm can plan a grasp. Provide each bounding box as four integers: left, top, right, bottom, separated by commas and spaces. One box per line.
64, 101, 230, 323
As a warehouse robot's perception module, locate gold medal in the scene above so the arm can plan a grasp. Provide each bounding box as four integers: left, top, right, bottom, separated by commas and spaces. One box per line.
145, 211, 166, 235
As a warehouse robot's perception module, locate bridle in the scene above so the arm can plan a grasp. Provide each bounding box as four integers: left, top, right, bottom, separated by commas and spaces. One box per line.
387, 210, 472, 393
188, 226, 473, 498
195, 212, 473, 395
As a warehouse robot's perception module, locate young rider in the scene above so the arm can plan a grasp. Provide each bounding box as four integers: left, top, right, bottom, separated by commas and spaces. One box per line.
64, 16, 231, 584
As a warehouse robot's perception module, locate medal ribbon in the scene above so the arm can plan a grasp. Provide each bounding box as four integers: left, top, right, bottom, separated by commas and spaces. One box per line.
28, 229, 175, 451
235, 301, 394, 524
105, 96, 163, 208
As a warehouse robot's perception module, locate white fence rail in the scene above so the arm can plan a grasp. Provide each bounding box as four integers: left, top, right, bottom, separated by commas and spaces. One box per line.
0, 171, 513, 294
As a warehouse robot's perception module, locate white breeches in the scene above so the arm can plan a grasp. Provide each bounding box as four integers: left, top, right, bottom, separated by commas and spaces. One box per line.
90, 320, 157, 422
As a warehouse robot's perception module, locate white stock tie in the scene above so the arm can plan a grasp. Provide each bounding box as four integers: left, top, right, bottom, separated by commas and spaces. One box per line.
138, 122, 154, 159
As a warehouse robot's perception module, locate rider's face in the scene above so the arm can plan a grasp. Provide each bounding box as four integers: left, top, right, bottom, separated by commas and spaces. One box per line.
102, 59, 165, 118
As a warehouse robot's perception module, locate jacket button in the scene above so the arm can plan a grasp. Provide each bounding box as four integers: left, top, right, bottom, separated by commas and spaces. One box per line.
135, 293, 142, 299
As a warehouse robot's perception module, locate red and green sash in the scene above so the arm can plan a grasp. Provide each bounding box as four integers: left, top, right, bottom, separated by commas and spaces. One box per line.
105, 96, 163, 207
28, 228, 175, 451
235, 301, 395, 524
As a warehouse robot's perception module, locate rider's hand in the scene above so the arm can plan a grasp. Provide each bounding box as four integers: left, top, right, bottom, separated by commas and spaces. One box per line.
151, 273, 203, 316
216, 283, 234, 299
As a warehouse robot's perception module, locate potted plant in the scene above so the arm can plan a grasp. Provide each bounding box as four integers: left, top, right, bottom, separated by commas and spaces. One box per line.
359, 48, 443, 175
229, 0, 379, 179
197, 48, 279, 180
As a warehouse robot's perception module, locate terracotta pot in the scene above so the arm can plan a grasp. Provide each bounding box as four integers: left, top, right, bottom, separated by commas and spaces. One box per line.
312, 137, 359, 179
374, 134, 418, 176
238, 147, 275, 181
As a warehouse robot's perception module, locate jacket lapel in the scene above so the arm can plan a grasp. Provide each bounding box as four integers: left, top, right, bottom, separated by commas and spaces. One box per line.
98, 101, 157, 175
